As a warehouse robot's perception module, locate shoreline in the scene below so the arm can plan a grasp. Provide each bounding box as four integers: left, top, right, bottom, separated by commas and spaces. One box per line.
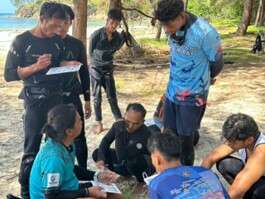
0, 28, 100, 54
0, 23, 157, 55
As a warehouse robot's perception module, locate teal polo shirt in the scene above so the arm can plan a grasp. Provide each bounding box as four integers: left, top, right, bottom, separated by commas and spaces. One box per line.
30, 139, 79, 199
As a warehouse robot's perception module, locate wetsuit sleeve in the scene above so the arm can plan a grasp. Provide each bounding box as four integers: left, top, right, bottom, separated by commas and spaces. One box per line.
42, 158, 89, 199
45, 188, 88, 199
78, 42, 90, 101
74, 165, 95, 181
202, 29, 224, 78
4, 37, 23, 81
88, 31, 100, 59
97, 124, 116, 162
143, 129, 152, 155
79, 182, 93, 189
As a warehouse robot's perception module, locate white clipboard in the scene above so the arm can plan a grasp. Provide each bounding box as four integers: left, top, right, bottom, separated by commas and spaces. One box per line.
46, 64, 82, 75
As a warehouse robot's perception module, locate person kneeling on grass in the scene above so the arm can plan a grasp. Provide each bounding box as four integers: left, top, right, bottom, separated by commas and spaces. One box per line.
29, 104, 117, 199
202, 113, 265, 199
147, 132, 229, 199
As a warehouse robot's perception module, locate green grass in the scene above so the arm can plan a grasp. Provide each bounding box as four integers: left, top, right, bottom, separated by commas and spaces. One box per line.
211, 18, 240, 27
139, 38, 168, 50
137, 20, 265, 64
122, 188, 134, 199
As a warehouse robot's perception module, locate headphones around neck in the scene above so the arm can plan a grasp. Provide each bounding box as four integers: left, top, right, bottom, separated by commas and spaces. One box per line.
171, 13, 197, 46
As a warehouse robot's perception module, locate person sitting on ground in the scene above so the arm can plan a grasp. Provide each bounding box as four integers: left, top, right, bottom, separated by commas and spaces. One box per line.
147, 132, 229, 199
202, 113, 265, 199
30, 104, 117, 199
92, 103, 155, 182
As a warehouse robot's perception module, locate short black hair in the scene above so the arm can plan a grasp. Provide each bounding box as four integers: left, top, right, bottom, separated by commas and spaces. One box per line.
148, 132, 181, 162
62, 4, 75, 20
42, 104, 77, 143
126, 103, 147, 118
155, 0, 184, 22
40, 2, 69, 20
108, 9, 123, 21
222, 113, 260, 142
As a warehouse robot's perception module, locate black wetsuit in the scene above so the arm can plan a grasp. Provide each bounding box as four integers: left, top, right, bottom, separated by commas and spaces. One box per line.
4, 31, 65, 199
62, 34, 90, 168
92, 120, 155, 182
89, 28, 126, 122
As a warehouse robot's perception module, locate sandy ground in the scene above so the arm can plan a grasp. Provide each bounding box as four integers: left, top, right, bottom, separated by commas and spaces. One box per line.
0, 31, 265, 198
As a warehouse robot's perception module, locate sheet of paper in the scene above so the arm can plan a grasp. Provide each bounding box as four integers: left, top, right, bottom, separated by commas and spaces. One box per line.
143, 173, 159, 185
46, 64, 81, 75
90, 181, 121, 194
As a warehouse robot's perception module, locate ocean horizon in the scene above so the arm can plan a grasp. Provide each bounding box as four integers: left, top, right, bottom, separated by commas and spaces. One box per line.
0, 13, 106, 31
0, 13, 37, 30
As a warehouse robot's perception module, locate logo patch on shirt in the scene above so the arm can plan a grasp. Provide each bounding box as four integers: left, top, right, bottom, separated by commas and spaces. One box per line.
136, 143, 143, 150
47, 173, 60, 188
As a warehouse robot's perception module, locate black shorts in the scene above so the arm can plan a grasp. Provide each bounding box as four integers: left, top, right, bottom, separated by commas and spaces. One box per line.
163, 97, 206, 136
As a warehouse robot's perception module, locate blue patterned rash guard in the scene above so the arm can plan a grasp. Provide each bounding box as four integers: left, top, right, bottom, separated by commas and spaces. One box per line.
166, 16, 222, 106
148, 166, 230, 199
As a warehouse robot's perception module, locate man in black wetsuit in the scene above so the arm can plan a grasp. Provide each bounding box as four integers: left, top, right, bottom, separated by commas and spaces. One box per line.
89, 9, 127, 134
57, 4, 91, 169
92, 103, 155, 182
4, 3, 71, 198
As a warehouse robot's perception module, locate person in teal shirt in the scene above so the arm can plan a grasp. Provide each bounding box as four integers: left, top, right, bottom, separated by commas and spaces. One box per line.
30, 104, 111, 199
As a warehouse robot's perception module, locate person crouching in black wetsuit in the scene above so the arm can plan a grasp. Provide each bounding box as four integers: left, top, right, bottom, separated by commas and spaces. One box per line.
57, 4, 91, 169
4, 2, 75, 198
92, 103, 155, 182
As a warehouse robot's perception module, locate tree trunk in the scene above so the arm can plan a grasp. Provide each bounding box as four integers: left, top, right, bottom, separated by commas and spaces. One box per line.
184, 0, 188, 11
109, 0, 122, 10
156, 23, 162, 40
72, 0, 87, 47
109, 0, 144, 57
236, 0, 254, 36
255, 0, 265, 26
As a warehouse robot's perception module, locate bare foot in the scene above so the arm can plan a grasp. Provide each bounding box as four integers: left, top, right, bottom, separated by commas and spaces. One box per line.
93, 122, 108, 134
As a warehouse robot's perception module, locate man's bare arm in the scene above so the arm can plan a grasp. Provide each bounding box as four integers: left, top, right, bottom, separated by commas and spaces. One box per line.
229, 146, 265, 199
201, 143, 235, 169
17, 54, 51, 80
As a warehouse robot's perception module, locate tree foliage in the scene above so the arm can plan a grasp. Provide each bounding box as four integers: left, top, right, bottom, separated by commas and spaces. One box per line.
10, 0, 265, 35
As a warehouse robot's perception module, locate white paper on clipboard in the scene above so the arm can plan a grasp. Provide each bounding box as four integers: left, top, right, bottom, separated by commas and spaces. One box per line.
46, 64, 82, 75
90, 181, 121, 194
